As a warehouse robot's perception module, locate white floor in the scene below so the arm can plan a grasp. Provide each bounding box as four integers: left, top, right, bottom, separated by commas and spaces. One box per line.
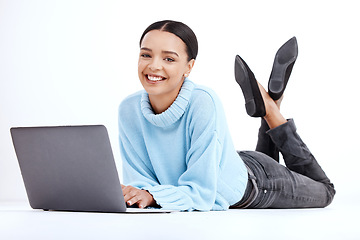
1, 199, 358, 240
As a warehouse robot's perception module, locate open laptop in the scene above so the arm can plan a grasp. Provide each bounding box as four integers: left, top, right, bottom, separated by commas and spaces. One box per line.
10, 125, 173, 213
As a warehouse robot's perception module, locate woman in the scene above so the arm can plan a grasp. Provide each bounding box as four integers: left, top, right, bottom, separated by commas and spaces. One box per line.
118, 20, 335, 211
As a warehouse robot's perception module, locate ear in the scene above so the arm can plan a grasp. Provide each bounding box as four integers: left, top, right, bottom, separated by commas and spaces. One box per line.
184, 59, 195, 77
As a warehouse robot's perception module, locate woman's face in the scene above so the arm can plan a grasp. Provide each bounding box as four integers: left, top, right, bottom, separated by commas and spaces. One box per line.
138, 30, 195, 102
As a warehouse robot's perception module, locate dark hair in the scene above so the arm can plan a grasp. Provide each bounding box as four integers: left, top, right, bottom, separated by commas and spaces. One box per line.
139, 20, 198, 61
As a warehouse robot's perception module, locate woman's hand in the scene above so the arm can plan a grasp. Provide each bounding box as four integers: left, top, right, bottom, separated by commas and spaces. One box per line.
121, 184, 157, 209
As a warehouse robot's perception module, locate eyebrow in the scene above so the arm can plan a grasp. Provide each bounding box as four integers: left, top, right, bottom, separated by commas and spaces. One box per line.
140, 47, 179, 57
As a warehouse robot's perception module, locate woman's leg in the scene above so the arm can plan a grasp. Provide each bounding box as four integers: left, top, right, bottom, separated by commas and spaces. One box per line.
267, 118, 334, 185
244, 83, 336, 208
239, 149, 335, 208
255, 93, 284, 162
258, 83, 333, 185
255, 118, 280, 162
233, 52, 335, 208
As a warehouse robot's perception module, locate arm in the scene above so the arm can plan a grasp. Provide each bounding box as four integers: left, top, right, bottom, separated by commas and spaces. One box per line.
143, 129, 221, 211
121, 129, 221, 211
119, 91, 223, 211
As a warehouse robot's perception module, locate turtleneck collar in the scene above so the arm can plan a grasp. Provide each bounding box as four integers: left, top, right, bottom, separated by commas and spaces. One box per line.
141, 79, 195, 127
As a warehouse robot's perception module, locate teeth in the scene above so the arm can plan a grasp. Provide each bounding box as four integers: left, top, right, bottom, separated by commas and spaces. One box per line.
147, 75, 164, 81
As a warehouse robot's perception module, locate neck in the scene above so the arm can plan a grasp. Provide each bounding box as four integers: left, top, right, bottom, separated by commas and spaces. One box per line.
149, 93, 177, 114
148, 80, 184, 114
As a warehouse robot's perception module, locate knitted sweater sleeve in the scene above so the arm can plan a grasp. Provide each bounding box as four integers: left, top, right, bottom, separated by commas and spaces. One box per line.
146, 93, 222, 211
145, 129, 221, 211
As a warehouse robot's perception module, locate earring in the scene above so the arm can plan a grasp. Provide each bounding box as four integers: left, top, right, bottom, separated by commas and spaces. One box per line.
184, 73, 189, 77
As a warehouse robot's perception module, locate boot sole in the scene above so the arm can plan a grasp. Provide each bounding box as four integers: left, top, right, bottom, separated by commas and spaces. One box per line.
268, 37, 298, 100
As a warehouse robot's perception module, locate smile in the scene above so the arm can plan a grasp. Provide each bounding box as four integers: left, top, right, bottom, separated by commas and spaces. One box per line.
146, 74, 166, 82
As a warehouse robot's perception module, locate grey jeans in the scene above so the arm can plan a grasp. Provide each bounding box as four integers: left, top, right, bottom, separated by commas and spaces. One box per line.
232, 119, 335, 208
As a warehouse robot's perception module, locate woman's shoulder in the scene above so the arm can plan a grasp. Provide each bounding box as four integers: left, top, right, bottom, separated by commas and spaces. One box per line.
121, 90, 144, 103
185, 81, 225, 124
190, 82, 222, 109
119, 90, 143, 108
118, 90, 145, 122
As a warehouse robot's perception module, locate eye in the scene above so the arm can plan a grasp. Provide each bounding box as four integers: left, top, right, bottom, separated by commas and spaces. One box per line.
140, 53, 151, 58
164, 57, 175, 62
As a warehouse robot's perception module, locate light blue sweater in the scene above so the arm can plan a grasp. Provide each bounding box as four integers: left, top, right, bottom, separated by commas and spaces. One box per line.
118, 79, 248, 211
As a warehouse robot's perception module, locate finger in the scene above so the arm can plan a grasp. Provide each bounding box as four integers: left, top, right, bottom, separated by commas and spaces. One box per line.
137, 199, 147, 209
123, 187, 141, 204
126, 195, 140, 207
136, 191, 154, 208
123, 190, 134, 203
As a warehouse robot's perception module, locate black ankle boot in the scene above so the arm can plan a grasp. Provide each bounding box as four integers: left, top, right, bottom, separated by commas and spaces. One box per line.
268, 37, 298, 100
234, 55, 265, 117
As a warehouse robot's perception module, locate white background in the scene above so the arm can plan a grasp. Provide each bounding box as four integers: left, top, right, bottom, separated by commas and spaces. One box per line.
0, 0, 359, 206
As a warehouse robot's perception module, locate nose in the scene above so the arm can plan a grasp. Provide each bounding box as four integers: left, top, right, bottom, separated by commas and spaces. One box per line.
148, 57, 163, 71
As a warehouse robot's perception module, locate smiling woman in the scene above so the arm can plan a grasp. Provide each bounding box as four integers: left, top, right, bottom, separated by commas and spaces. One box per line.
137, 30, 195, 114
118, 21, 248, 211
118, 20, 335, 211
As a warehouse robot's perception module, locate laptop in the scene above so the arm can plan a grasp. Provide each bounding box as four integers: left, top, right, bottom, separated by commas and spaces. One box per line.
10, 125, 173, 213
